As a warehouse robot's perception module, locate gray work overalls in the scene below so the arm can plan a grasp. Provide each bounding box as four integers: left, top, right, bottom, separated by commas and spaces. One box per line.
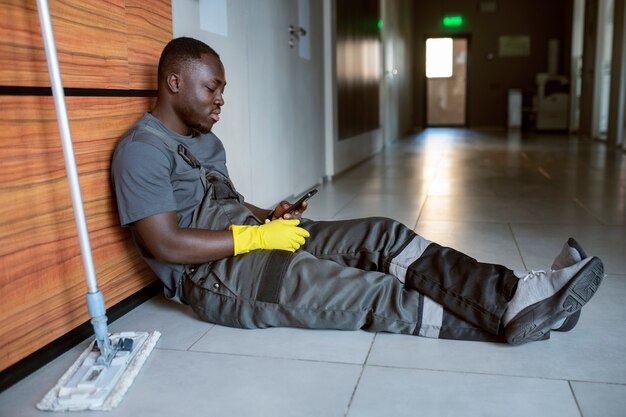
154, 130, 520, 342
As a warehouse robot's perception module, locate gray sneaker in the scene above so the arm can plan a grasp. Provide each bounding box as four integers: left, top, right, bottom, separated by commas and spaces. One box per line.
505, 256, 604, 345
552, 238, 587, 270
550, 238, 588, 332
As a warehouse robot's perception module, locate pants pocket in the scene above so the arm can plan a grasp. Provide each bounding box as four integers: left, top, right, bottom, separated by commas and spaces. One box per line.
183, 264, 243, 328
184, 263, 238, 298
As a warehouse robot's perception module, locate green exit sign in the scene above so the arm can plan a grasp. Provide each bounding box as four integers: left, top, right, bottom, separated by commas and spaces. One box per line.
443, 15, 463, 27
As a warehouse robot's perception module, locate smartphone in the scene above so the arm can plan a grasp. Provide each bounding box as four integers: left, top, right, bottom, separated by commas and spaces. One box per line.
285, 188, 318, 214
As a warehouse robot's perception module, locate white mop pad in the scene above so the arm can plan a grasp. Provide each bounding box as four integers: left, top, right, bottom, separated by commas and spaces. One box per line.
37, 331, 161, 411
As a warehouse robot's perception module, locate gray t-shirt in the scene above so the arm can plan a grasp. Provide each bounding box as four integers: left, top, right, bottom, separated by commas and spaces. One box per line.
111, 112, 234, 302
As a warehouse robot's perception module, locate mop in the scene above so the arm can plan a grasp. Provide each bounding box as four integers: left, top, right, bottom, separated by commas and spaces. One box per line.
34, 0, 160, 411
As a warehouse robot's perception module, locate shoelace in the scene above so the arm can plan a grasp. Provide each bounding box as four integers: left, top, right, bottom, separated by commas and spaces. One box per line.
522, 270, 547, 281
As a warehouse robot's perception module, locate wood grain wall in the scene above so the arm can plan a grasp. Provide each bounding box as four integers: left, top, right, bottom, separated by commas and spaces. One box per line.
0, 0, 171, 372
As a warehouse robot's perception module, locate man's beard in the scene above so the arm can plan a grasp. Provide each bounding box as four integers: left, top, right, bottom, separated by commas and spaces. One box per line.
179, 104, 213, 136
191, 126, 210, 136
190, 120, 213, 136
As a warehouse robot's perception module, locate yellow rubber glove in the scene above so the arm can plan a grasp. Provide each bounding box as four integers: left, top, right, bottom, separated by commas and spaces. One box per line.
230, 219, 310, 255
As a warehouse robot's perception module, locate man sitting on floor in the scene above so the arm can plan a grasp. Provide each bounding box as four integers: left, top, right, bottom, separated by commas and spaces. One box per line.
111, 37, 604, 346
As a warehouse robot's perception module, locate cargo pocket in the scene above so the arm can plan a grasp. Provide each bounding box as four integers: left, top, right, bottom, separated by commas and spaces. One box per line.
182, 263, 242, 328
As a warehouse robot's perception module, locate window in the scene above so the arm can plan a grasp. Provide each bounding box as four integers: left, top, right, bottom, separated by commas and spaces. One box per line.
426, 38, 453, 78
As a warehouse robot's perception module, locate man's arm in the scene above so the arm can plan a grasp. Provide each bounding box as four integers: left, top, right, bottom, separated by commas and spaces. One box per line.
134, 211, 234, 264
135, 209, 310, 263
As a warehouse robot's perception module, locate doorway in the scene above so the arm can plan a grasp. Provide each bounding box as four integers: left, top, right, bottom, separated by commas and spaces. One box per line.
425, 37, 468, 126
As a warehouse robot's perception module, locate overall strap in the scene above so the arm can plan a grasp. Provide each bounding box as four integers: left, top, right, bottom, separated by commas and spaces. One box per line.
138, 124, 208, 191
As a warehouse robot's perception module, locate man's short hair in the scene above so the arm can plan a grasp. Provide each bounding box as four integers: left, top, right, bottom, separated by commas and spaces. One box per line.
157, 37, 220, 84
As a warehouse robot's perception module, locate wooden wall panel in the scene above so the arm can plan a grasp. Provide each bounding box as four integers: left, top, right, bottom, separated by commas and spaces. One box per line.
0, 0, 171, 375
0, 96, 157, 370
126, 0, 172, 90
0, 0, 129, 88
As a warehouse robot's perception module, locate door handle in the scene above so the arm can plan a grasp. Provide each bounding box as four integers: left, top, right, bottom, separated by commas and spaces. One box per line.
289, 25, 307, 37
289, 25, 307, 48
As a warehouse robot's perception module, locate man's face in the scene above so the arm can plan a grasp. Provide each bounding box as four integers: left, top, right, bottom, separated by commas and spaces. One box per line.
176, 54, 226, 134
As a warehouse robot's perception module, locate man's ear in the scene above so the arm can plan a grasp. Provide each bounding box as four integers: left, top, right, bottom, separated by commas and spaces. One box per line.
166, 73, 181, 93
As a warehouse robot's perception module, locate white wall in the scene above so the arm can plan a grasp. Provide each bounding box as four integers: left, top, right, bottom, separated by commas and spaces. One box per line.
172, 0, 254, 199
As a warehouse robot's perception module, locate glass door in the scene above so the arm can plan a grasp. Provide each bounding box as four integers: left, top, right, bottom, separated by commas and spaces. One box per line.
426, 37, 468, 126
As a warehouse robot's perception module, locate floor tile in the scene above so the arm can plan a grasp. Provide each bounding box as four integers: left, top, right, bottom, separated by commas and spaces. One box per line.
190, 325, 374, 364
1, 350, 361, 417
331, 186, 423, 225
0, 341, 92, 416
331, 177, 430, 198
340, 160, 435, 181
575, 190, 626, 225
571, 381, 626, 417
107, 295, 212, 351
347, 366, 580, 417
333, 208, 419, 229
302, 190, 356, 220
426, 176, 553, 198
419, 194, 601, 224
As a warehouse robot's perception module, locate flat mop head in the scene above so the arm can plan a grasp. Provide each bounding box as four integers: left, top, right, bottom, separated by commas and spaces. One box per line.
37, 331, 160, 412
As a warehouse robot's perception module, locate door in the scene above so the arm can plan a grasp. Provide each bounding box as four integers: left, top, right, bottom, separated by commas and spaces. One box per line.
247, 0, 295, 206
425, 37, 468, 126
291, 0, 324, 194
246, 0, 323, 207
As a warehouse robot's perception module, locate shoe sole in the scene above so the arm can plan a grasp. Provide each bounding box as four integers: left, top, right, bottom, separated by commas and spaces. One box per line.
554, 309, 580, 332
553, 238, 588, 332
505, 256, 604, 345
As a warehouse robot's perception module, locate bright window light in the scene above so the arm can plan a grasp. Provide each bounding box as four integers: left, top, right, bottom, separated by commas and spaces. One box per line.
426, 38, 453, 78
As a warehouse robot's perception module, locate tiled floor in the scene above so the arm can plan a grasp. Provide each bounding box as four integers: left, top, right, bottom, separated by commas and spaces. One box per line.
2, 128, 626, 417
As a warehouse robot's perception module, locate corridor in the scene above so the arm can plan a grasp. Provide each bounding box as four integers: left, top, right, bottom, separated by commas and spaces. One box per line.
2, 128, 625, 417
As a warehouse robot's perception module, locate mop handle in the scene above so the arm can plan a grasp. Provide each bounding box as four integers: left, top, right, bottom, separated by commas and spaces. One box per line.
36, 0, 99, 294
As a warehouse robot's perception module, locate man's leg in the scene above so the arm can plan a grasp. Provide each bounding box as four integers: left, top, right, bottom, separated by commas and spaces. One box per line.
182, 247, 506, 342
300, 217, 604, 345
300, 218, 516, 336
401, 236, 603, 345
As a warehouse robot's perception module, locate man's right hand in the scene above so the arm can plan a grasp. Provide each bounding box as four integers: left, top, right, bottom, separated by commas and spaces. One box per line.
267, 200, 309, 221
230, 219, 310, 255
